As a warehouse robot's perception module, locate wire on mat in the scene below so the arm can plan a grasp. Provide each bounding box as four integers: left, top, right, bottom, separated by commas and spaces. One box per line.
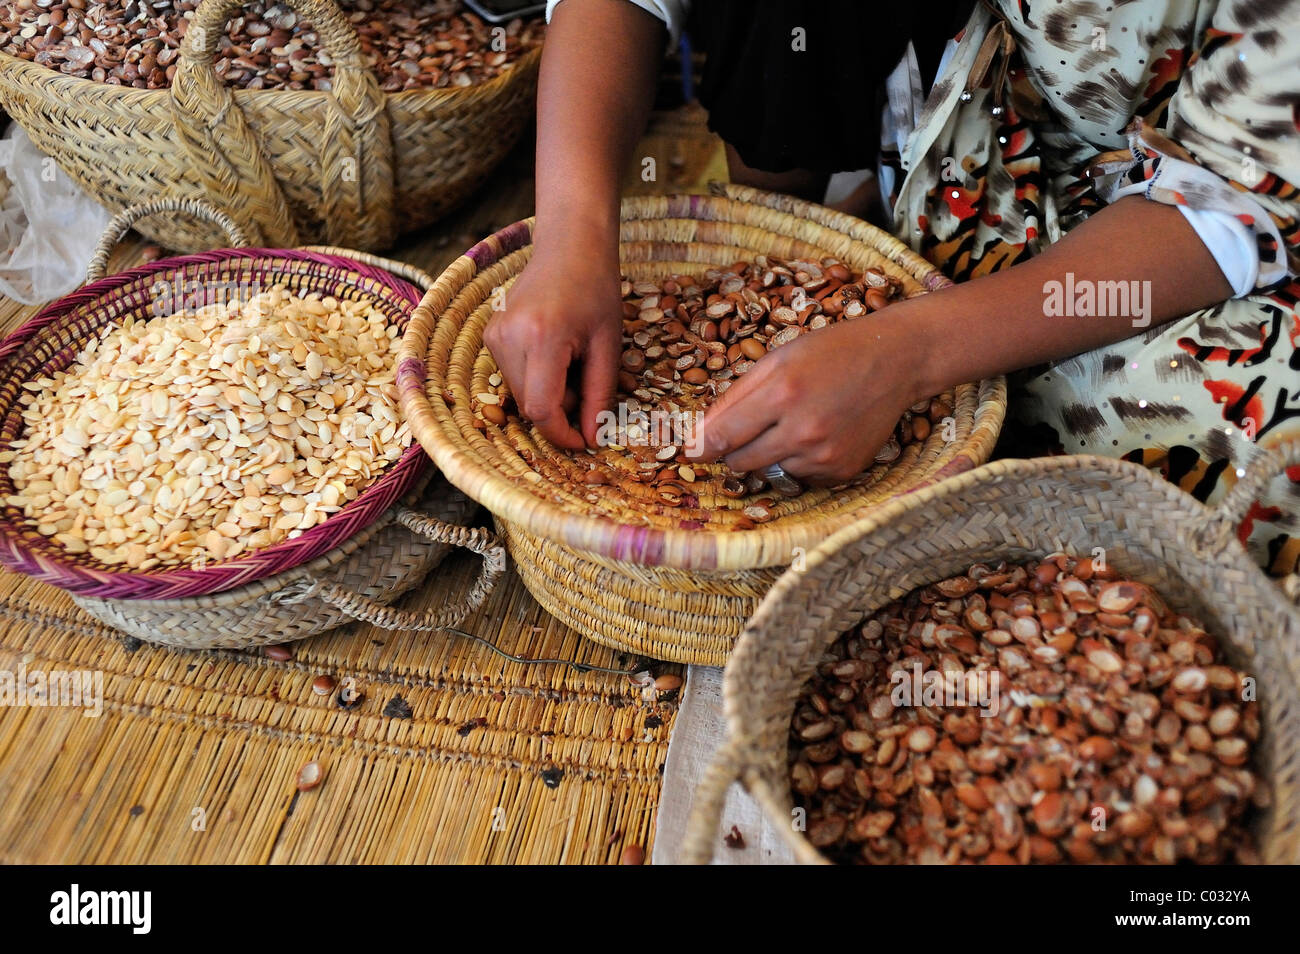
439, 626, 648, 676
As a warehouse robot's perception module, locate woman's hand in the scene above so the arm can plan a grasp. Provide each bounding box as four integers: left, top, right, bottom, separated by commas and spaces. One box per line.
694, 310, 929, 484
483, 238, 623, 450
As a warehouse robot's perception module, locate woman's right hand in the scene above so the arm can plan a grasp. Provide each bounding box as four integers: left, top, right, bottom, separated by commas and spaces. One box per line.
483, 239, 624, 451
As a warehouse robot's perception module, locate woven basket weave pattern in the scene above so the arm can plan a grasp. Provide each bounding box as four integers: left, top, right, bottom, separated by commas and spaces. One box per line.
681, 450, 1300, 863
398, 190, 1008, 664
71, 475, 482, 649
0, 0, 541, 252
0, 247, 429, 599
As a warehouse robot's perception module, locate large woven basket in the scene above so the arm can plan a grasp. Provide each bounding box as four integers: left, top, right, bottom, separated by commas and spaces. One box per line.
681, 445, 1300, 864
397, 187, 1007, 665
0, 198, 432, 599
0, 0, 541, 252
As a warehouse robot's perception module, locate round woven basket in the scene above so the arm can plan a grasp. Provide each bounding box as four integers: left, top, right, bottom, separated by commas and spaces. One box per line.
72, 471, 505, 649
397, 187, 1007, 665
681, 444, 1300, 864
0, 198, 432, 599
0, 0, 541, 252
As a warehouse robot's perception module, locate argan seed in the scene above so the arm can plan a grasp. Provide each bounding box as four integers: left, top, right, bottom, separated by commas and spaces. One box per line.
620, 844, 645, 865
296, 760, 324, 791
312, 675, 336, 696
907, 726, 936, 752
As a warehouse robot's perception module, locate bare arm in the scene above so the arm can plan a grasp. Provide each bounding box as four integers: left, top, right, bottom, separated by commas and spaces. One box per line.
534, 0, 663, 263
485, 0, 664, 449
908, 196, 1233, 399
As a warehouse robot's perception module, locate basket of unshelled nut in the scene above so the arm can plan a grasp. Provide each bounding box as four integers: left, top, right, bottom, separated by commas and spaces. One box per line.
681, 447, 1300, 864
397, 186, 1007, 665
0, 198, 504, 648
0, 0, 544, 252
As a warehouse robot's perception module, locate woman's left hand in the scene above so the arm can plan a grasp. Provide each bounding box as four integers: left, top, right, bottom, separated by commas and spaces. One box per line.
693, 310, 930, 485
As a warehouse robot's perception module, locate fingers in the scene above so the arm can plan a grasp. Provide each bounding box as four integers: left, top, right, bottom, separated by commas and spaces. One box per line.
694, 358, 784, 461
521, 338, 586, 450
579, 322, 620, 448
721, 423, 790, 474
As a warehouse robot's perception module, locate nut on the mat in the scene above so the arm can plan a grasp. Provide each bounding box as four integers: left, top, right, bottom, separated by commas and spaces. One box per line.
264, 645, 293, 662
619, 844, 645, 865
4, 284, 410, 570
790, 554, 1262, 865
311, 675, 337, 696
296, 759, 324, 792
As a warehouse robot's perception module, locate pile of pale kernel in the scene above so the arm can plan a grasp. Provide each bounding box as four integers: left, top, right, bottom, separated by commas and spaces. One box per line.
1, 284, 410, 570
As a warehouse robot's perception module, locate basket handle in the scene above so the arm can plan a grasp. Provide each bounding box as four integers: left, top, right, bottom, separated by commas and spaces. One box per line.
87, 198, 250, 282
171, 0, 396, 249
680, 741, 744, 865
275, 507, 507, 630
299, 245, 437, 292
1197, 438, 1300, 603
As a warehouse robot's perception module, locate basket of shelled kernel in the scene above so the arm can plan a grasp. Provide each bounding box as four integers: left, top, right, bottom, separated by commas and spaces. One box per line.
0, 199, 504, 649
398, 186, 1007, 665
682, 450, 1300, 864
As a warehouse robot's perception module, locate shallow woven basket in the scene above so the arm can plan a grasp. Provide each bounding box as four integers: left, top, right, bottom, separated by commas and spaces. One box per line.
73, 470, 505, 649
0, 0, 541, 252
398, 187, 1007, 665
0, 198, 432, 600
681, 445, 1300, 864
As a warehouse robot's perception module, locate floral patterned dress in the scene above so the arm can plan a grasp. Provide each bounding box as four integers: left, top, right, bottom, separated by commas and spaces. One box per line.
889, 0, 1300, 578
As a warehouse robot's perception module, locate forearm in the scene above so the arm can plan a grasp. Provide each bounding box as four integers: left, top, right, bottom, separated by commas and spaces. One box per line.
903, 196, 1235, 400
534, 0, 664, 261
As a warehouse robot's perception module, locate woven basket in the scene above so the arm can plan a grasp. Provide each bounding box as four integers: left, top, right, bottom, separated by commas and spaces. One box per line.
0, 198, 432, 599
681, 444, 1300, 864
72, 470, 505, 649
397, 188, 1007, 665
0, 0, 541, 252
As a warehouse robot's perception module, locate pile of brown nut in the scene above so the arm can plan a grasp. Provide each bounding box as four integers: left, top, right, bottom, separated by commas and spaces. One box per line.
3, 285, 410, 570
0, 0, 544, 91
790, 554, 1263, 864
474, 255, 955, 530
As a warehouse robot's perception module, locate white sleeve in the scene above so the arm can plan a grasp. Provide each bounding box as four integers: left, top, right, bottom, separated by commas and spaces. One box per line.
546, 0, 688, 44
1176, 206, 1259, 299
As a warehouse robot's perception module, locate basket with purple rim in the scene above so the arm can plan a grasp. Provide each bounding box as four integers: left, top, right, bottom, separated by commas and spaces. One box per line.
0, 246, 431, 599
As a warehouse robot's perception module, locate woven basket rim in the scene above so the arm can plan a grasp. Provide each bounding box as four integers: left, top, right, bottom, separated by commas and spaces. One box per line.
397, 197, 1008, 572
70, 468, 446, 612
0, 246, 431, 599
732, 453, 1296, 669
0, 44, 541, 104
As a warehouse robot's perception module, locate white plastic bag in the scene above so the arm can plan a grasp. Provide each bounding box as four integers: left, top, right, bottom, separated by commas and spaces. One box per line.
0, 124, 113, 305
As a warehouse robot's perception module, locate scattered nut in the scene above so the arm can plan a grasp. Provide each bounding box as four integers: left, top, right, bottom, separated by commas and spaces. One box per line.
296, 759, 323, 791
